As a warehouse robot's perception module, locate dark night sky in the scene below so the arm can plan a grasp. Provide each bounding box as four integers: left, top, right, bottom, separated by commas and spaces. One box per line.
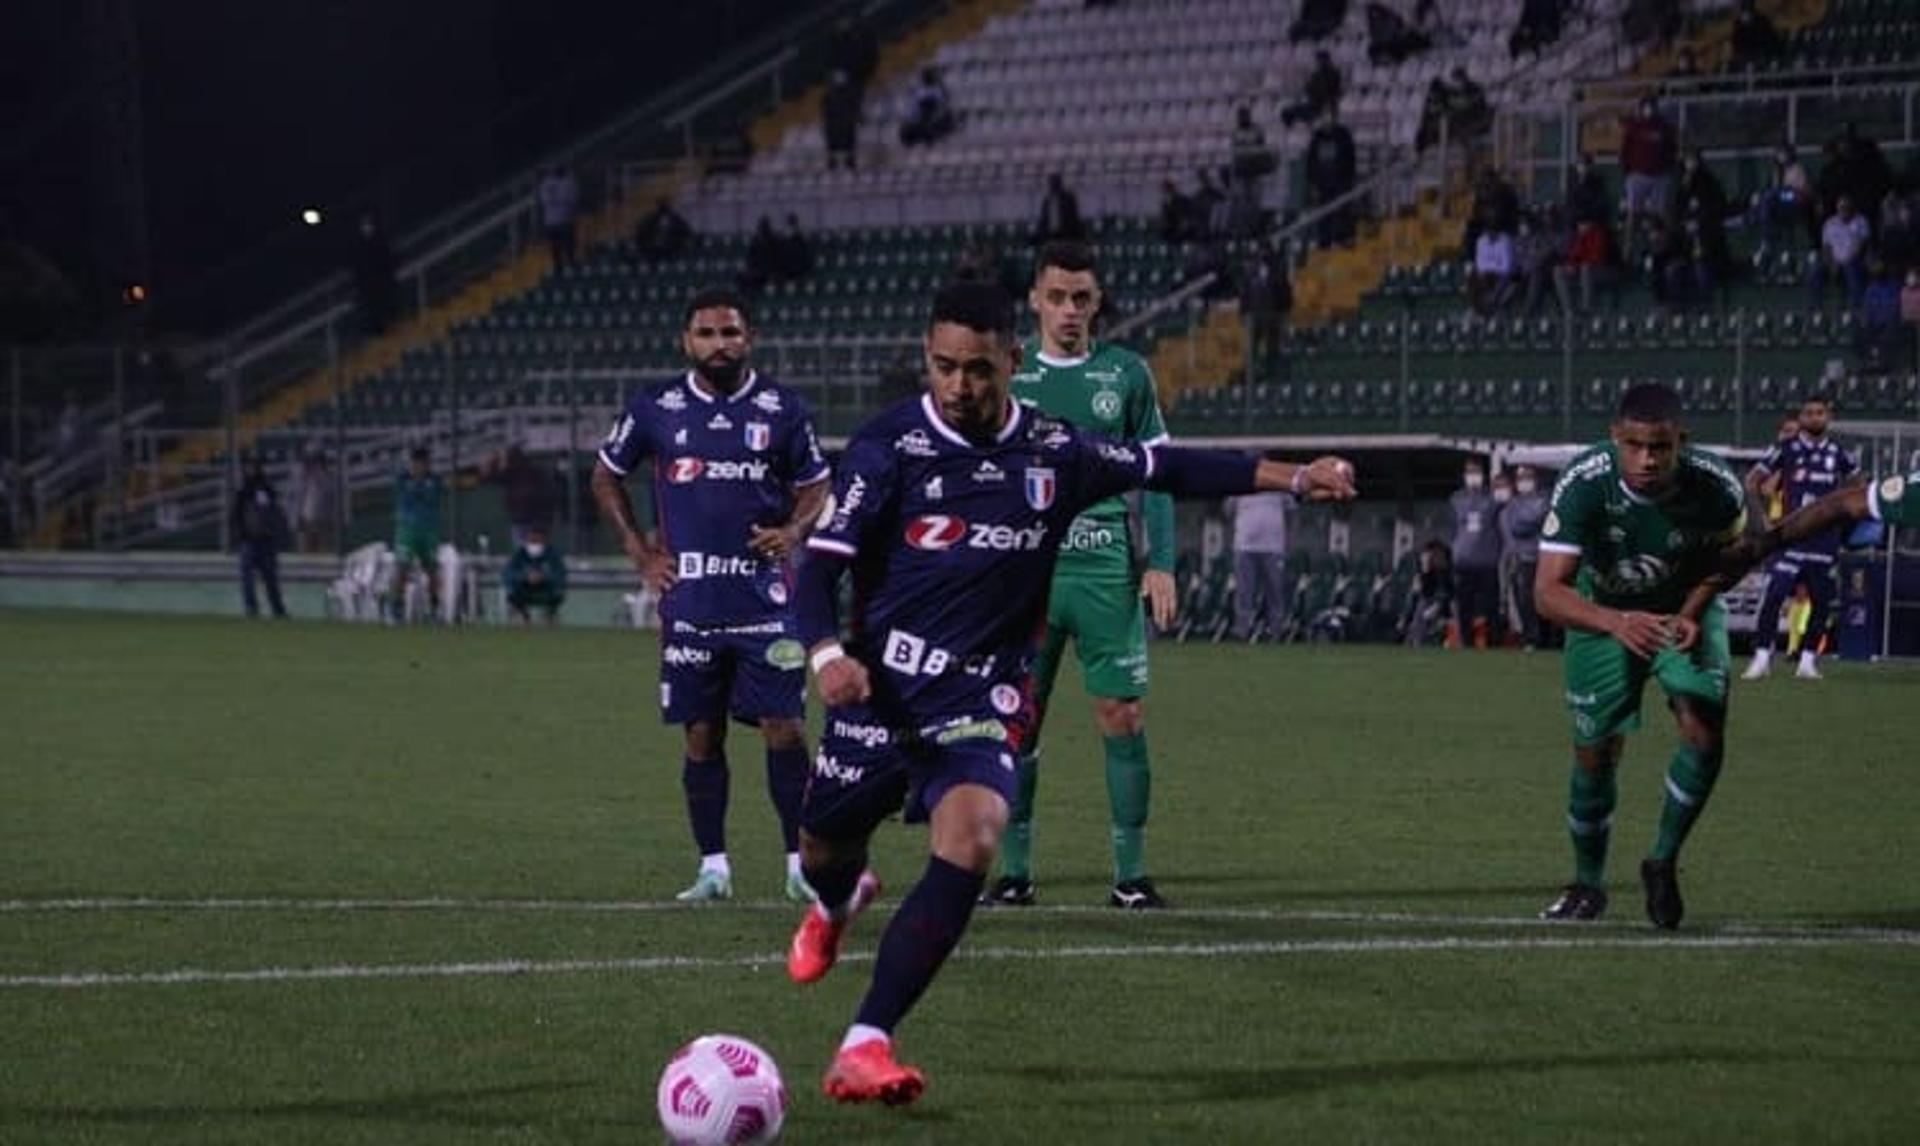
0, 0, 795, 336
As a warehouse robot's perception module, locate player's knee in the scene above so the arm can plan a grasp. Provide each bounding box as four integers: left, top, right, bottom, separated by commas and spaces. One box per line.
1574, 740, 1621, 773
684, 721, 726, 760
1094, 697, 1143, 736
759, 719, 806, 752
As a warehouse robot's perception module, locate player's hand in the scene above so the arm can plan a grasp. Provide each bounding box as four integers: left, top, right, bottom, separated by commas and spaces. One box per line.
748, 523, 800, 562
1669, 615, 1701, 653
1610, 610, 1674, 659
1141, 570, 1179, 630
625, 533, 677, 594
1298, 456, 1358, 501
815, 656, 871, 707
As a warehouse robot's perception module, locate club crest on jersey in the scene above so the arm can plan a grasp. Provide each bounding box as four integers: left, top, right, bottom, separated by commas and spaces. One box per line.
1025, 467, 1057, 510
745, 422, 770, 451
1091, 389, 1122, 421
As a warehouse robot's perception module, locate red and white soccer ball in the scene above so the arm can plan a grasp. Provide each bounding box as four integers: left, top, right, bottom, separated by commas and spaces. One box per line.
656, 1034, 788, 1145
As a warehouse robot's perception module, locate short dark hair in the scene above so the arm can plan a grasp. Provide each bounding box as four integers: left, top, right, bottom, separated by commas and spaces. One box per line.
409, 445, 430, 463
1034, 239, 1099, 281
1804, 392, 1833, 407
684, 288, 751, 328
1615, 382, 1684, 426
929, 281, 1015, 338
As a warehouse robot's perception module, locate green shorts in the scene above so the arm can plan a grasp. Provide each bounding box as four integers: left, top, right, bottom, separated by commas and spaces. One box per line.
1561, 602, 1729, 745
1031, 575, 1150, 703
394, 528, 440, 570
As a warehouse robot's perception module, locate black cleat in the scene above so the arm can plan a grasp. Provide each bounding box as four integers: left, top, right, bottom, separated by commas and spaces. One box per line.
1539, 883, 1608, 921
1640, 858, 1683, 930
979, 876, 1036, 906
1109, 878, 1168, 910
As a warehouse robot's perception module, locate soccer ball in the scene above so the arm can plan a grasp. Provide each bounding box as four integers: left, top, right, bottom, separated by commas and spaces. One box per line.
656, 1034, 788, 1145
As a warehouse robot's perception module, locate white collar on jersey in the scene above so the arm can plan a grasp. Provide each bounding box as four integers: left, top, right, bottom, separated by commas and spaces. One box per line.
921, 391, 1025, 448
1035, 346, 1093, 368
684, 369, 759, 404
1795, 431, 1828, 449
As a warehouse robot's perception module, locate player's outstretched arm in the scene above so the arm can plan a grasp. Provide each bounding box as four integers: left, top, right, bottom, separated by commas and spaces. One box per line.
1714, 483, 1873, 585
1534, 549, 1673, 659
1148, 448, 1357, 501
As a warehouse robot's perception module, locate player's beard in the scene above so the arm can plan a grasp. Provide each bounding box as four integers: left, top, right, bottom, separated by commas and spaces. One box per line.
696, 355, 746, 391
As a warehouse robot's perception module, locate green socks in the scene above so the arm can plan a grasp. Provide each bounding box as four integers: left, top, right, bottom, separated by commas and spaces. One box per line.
1650, 743, 1723, 863
1567, 763, 1617, 887
1106, 732, 1151, 883
999, 753, 1039, 880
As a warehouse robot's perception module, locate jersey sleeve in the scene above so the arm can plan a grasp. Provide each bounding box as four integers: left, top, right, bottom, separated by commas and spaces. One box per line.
1751, 440, 1784, 476
1126, 357, 1171, 447
596, 395, 653, 476
1699, 455, 1749, 543
1837, 444, 1861, 482
1868, 472, 1917, 527
806, 430, 896, 558
1063, 425, 1155, 512
784, 398, 830, 486
1539, 473, 1600, 556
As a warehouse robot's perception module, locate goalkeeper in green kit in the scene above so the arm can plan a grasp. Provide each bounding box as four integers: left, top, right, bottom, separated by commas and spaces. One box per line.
985, 240, 1179, 909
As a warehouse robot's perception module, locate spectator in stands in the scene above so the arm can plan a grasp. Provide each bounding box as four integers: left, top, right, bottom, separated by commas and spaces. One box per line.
1033, 173, 1086, 246
503, 525, 567, 627
1727, 0, 1784, 73
1498, 465, 1549, 649
1182, 238, 1232, 299
1810, 195, 1871, 311
1225, 488, 1294, 642
231, 455, 289, 620
1366, 2, 1432, 66
1555, 217, 1615, 314
1469, 222, 1517, 318
1679, 149, 1731, 287
829, 15, 879, 99
1513, 209, 1561, 317
1619, 97, 1679, 239
485, 444, 555, 547
1398, 539, 1454, 647
899, 66, 956, 147
1282, 51, 1343, 127
1821, 123, 1894, 225
536, 166, 580, 270
1158, 179, 1198, 244
1289, 0, 1349, 44
1747, 143, 1813, 258
1306, 107, 1359, 247
741, 216, 781, 295
1217, 165, 1264, 241
1901, 269, 1920, 362
1880, 197, 1920, 277
823, 70, 862, 170
292, 444, 337, 554
1509, 0, 1567, 59
1240, 239, 1293, 382
1565, 153, 1611, 230
350, 211, 398, 335
1859, 256, 1906, 370
1231, 106, 1277, 196
774, 214, 815, 282
1464, 166, 1519, 254
1192, 168, 1225, 239
1451, 459, 1501, 649
634, 197, 693, 264
1645, 216, 1704, 311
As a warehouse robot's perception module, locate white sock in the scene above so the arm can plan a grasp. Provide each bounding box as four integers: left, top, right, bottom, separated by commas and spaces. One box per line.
699, 854, 731, 878
1753, 647, 1772, 664
1799, 650, 1818, 667
840, 1024, 889, 1052
786, 852, 802, 877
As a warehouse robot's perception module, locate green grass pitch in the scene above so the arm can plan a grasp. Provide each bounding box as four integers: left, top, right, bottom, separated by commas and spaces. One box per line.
2, 610, 1917, 1144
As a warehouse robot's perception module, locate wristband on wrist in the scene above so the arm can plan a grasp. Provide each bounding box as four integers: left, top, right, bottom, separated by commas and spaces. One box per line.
1290, 466, 1310, 495
809, 643, 847, 673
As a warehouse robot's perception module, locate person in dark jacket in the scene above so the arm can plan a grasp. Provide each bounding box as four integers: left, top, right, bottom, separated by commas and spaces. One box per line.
503, 526, 567, 626
231, 455, 289, 619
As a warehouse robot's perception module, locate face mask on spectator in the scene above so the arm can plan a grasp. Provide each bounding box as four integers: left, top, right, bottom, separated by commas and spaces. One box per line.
1516, 477, 1537, 495
1492, 484, 1512, 504
526, 543, 546, 558
1463, 470, 1484, 491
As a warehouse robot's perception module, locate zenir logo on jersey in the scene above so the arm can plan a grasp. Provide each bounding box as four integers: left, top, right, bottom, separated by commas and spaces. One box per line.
905, 515, 967, 551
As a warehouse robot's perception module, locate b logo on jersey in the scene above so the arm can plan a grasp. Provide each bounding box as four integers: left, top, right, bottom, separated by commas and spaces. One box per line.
667, 457, 705, 484
1025, 467, 1056, 511
906, 515, 967, 551
745, 422, 770, 451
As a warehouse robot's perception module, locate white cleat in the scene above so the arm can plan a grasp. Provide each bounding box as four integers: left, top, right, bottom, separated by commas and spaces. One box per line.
1795, 654, 1823, 680
1740, 650, 1772, 680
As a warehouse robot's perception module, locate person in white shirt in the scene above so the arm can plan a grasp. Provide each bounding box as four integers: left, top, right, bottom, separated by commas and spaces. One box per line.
1470, 229, 1516, 315
1810, 195, 1870, 309
1225, 489, 1295, 641
537, 166, 580, 269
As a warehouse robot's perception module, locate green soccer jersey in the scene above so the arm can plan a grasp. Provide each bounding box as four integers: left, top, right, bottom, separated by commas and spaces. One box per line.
1869, 470, 1920, 527
1011, 339, 1170, 580
1539, 443, 1747, 613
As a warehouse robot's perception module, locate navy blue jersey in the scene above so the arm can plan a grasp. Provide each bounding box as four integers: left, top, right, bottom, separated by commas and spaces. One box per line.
807, 393, 1154, 721
1754, 433, 1859, 558
599, 370, 829, 625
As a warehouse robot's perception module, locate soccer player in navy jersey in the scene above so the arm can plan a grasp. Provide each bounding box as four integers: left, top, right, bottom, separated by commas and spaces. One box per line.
785, 281, 1357, 1105
1740, 394, 1862, 680
592, 288, 831, 903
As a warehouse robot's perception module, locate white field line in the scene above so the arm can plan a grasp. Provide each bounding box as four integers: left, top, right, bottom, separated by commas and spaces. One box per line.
1, 896, 1912, 942
3, 932, 1919, 991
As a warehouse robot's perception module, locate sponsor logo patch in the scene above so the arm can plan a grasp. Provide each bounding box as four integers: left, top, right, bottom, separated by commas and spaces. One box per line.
765, 638, 805, 670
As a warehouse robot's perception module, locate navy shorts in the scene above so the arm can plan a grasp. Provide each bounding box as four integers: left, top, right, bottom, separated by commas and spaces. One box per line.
801, 704, 1022, 842
658, 620, 807, 726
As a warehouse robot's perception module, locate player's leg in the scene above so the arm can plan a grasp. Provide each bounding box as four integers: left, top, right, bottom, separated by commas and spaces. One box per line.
790, 716, 905, 985
988, 615, 1066, 903
1643, 607, 1733, 929
1794, 560, 1837, 679
1543, 627, 1645, 921
1231, 550, 1260, 640
1078, 583, 1161, 907
736, 632, 813, 899
238, 543, 262, 618
1743, 559, 1796, 677
662, 631, 735, 900
418, 540, 442, 614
